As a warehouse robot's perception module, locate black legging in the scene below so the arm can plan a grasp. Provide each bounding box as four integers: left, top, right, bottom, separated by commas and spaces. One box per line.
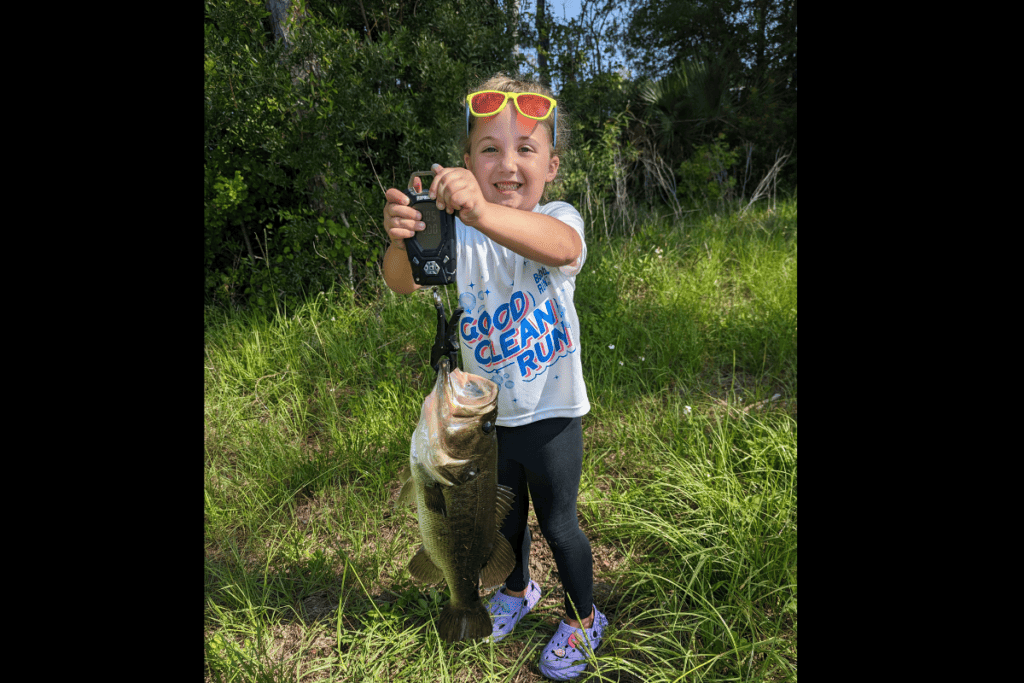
496, 416, 593, 621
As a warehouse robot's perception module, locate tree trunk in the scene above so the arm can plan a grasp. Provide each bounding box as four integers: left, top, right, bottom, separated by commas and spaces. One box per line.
265, 0, 319, 83
511, 0, 521, 61
537, 0, 549, 88
265, 0, 296, 48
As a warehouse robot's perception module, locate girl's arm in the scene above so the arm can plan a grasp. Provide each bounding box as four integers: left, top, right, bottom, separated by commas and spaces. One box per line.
429, 166, 582, 268
382, 182, 424, 294
383, 239, 420, 294
466, 203, 582, 268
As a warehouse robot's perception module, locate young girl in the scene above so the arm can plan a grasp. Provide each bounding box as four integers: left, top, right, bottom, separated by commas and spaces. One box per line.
383, 74, 606, 680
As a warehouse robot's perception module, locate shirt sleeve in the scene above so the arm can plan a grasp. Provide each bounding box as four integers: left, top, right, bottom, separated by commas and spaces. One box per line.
536, 201, 586, 277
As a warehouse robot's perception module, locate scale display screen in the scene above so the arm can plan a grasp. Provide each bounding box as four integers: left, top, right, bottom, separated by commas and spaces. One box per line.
402, 185, 456, 286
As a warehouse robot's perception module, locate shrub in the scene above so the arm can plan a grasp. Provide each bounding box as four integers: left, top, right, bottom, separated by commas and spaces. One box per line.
677, 134, 741, 203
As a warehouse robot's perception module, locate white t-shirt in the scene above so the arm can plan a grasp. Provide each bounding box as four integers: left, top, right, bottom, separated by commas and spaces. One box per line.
455, 201, 591, 427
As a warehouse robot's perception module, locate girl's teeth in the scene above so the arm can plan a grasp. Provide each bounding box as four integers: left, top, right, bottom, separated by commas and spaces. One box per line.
496, 183, 521, 191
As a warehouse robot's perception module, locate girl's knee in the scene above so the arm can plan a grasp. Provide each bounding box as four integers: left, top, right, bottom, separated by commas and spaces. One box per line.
539, 520, 588, 551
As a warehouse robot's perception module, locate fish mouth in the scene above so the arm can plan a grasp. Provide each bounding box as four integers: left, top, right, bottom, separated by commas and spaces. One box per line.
416, 358, 498, 486
437, 357, 498, 418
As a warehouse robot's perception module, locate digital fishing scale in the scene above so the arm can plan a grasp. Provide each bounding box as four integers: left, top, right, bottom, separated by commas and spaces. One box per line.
403, 170, 457, 286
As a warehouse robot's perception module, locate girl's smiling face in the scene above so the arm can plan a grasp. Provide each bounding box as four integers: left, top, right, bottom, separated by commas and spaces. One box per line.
464, 105, 559, 212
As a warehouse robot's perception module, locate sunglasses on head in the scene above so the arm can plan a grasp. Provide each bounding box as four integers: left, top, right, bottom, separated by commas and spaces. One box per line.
465, 90, 558, 147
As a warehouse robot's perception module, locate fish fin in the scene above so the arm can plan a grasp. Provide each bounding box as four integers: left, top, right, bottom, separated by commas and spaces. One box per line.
396, 476, 416, 510
495, 484, 514, 527
479, 532, 515, 589
408, 546, 445, 583
423, 484, 447, 517
437, 601, 492, 642
398, 465, 411, 484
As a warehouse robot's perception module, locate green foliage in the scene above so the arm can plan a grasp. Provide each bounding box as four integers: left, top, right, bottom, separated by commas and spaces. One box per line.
553, 112, 635, 209
677, 134, 740, 203
210, 169, 248, 215
204, 168, 249, 267
623, 1, 797, 190
637, 57, 735, 161
549, 51, 793, 219
558, 70, 633, 137
204, 0, 521, 313
733, 75, 797, 190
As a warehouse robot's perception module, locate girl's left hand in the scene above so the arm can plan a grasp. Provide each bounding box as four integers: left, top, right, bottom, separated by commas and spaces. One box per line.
428, 163, 489, 226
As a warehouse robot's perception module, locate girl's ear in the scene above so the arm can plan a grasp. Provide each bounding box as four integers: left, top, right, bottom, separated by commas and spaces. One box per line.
546, 155, 560, 183
464, 153, 473, 172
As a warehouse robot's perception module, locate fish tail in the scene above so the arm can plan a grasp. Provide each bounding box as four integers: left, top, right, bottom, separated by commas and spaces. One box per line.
437, 601, 492, 642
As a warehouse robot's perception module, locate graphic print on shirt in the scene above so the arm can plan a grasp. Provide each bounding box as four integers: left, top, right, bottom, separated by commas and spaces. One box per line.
458, 270, 575, 387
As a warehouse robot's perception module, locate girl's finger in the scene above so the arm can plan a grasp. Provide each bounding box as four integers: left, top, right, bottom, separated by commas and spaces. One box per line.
385, 187, 411, 206
388, 216, 423, 240
428, 163, 446, 199
392, 207, 423, 224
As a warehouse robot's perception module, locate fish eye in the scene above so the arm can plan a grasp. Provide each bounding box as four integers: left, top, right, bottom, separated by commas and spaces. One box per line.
482, 421, 494, 434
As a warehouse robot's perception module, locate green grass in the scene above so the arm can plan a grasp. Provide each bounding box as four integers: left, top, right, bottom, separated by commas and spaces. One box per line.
204, 198, 797, 681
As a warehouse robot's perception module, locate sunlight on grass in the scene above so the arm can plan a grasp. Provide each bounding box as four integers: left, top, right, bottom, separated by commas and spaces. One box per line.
205, 199, 797, 682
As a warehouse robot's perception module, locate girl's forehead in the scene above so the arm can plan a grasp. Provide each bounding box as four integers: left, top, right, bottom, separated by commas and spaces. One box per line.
471, 106, 552, 147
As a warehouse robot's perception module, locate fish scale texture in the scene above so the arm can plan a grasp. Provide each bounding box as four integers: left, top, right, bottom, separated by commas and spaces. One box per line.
400, 358, 514, 643
538, 606, 608, 680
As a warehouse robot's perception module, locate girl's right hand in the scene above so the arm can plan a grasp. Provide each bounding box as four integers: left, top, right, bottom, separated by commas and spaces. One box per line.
383, 176, 426, 243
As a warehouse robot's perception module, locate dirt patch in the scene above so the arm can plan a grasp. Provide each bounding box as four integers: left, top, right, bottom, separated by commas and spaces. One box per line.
705, 394, 797, 422
215, 622, 336, 682
299, 590, 336, 621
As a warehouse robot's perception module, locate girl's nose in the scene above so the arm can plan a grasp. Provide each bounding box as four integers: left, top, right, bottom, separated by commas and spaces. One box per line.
499, 151, 517, 171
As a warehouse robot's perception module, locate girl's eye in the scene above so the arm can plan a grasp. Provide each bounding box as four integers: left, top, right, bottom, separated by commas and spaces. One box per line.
519, 146, 534, 154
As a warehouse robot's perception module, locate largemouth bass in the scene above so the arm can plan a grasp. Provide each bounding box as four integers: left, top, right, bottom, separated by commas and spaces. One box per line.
397, 357, 515, 642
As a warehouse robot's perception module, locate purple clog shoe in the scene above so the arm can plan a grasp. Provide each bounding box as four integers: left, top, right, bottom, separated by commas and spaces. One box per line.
485, 580, 542, 642
538, 606, 608, 680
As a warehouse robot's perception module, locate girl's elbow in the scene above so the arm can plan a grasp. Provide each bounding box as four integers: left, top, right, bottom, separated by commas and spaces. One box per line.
561, 235, 583, 266
558, 251, 579, 267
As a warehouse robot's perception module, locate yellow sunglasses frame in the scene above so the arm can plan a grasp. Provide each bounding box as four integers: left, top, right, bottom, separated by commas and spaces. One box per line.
465, 91, 558, 146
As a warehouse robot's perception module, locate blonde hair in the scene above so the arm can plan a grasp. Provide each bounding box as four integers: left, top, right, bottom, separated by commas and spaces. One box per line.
460, 74, 570, 158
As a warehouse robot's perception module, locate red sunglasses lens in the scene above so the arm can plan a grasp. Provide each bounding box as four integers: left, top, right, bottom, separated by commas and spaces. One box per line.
517, 95, 551, 118
472, 92, 507, 114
